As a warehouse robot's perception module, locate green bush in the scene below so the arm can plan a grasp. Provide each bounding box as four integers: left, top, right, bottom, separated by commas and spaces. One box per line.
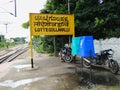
0, 42, 15, 48
35, 46, 43, 53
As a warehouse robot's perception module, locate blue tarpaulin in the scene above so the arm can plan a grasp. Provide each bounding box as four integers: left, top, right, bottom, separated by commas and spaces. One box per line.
72, 37, 80, 55
72, 36, 95, 57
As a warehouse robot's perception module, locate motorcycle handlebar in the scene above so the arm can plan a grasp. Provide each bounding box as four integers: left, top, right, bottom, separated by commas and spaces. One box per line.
101, 49, 114, 55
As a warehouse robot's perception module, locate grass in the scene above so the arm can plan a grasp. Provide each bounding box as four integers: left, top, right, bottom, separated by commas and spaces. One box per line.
91, 86, 120, 90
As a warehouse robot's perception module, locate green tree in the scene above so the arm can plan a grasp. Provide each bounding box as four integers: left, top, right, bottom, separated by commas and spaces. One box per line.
41, 0, 120, 39
75, 0, 120, 39
22, 21, 29, 29
22, 0, 120, 53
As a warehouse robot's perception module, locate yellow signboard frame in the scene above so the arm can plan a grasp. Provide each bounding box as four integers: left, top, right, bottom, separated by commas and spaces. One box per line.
29, 13, 75, 68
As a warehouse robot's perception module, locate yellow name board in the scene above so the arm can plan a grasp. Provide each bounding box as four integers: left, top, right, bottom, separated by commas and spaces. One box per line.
29, 13, 74, 35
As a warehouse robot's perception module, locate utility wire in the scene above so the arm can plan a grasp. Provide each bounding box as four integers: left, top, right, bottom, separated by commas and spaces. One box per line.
0, 0, 13, 6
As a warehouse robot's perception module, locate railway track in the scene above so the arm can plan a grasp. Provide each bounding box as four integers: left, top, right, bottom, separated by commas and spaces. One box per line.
0, 47, 29, 64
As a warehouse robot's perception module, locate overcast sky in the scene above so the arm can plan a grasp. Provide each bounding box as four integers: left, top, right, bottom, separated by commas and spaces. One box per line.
0, 0, 46, 40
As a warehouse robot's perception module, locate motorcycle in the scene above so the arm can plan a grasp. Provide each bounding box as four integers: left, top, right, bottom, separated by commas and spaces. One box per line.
83, 49, 119, 74
59, 46, 73, 63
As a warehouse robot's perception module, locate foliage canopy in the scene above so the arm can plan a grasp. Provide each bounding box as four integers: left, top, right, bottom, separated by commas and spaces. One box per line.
40, 0, 120, 39
22, 0, 120, 53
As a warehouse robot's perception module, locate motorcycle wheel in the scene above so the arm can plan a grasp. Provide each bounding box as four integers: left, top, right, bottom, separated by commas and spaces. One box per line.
64, 55, 73, 63
83, 58, 90, 68
109, 59, 119, 74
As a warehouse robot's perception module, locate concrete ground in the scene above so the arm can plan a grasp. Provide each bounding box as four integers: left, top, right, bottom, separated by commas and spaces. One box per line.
0, 49, 120, 90
0, 50, 79, 90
